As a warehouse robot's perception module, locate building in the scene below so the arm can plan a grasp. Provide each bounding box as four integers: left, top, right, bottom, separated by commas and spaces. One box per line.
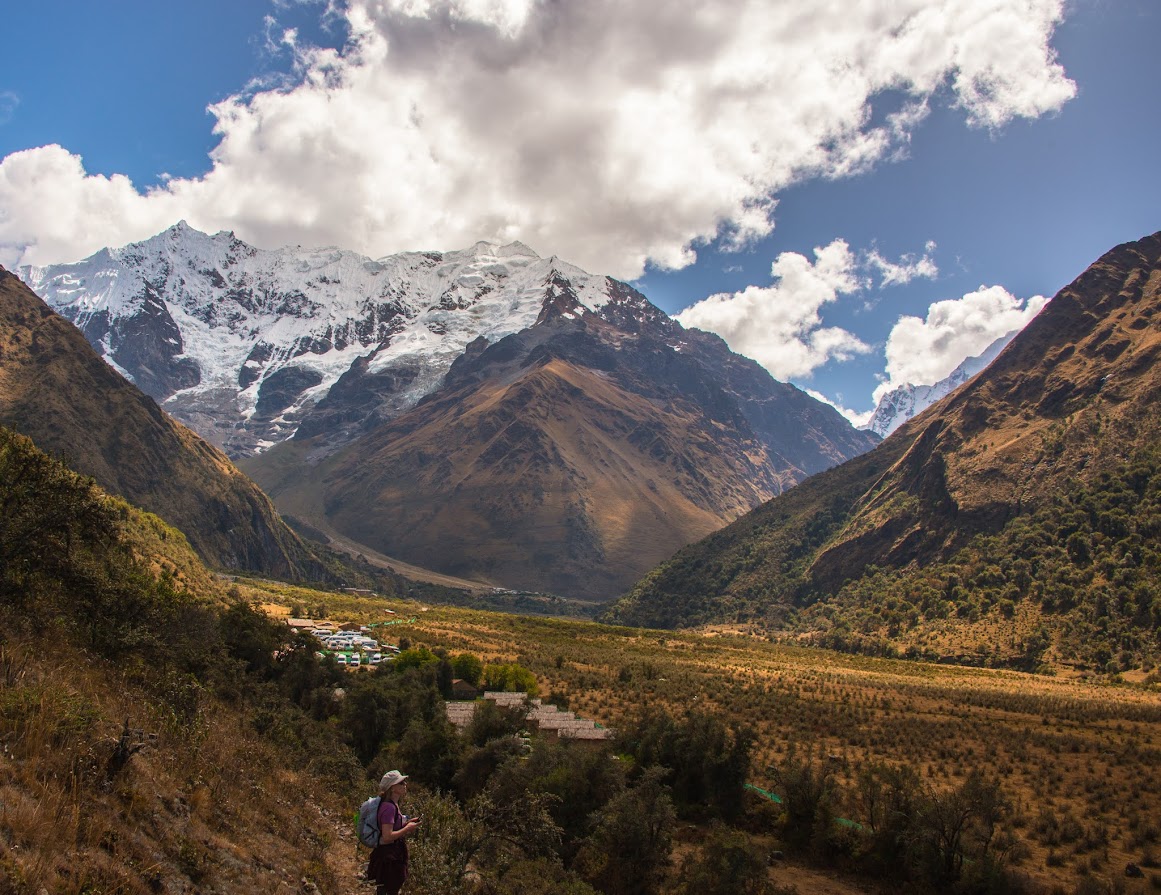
444, 692, 612, 743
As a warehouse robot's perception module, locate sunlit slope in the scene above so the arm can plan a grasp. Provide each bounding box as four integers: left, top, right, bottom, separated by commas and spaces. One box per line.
609, 232, 1161, 653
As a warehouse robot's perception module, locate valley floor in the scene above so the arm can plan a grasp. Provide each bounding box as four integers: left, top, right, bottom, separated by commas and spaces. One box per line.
247, 585, 1160, 893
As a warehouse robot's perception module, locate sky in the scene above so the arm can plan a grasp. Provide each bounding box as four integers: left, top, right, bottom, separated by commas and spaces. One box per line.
1, 0, 1158, 423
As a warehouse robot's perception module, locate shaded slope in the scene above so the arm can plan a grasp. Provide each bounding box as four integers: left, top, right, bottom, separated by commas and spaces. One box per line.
0, 267, 325, 577
608, 232, 1161, 638
248, 298, 878, 600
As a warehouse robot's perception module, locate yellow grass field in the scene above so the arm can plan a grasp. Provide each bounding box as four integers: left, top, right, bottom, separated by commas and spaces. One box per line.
244, 579, 1161, 893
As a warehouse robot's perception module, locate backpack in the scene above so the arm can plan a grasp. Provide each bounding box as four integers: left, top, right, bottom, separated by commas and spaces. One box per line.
357, 795, 382, 848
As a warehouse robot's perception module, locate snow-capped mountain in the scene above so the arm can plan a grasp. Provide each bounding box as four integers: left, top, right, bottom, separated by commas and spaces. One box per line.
18, 222, 883, 596
863, 333, 1015, 438
19, 222, 618, 457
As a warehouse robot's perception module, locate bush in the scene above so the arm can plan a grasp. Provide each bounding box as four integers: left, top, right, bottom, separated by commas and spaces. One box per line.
617, 707, 754, 821
675, 826, 778, 895
574, 767, 675, 895
452, 653, 484, 687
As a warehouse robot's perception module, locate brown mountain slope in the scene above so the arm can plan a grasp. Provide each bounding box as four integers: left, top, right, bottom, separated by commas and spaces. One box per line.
246, 294, 878, 600
607, 231, 1161, 637
0, 266, 325, 577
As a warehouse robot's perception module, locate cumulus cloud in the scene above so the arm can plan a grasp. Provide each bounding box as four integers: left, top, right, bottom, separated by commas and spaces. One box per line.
0, 0, 1074, 271
866, 240, 939, 286
676, 238, 938, 381
803, 387, 876, 429
677, 240, 871, 380
875, 284, 1049, 401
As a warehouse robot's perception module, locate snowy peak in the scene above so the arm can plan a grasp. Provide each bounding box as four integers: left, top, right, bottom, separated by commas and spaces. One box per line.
864, 332, 1016, 437
18, 225, 623, 457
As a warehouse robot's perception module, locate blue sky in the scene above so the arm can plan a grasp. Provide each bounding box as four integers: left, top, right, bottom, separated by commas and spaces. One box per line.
2, 0, 1158, 421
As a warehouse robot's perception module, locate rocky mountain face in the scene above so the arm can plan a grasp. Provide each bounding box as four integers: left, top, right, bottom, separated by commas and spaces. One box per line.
244, 276, 879, 600
19, 224, 624, 457
0, 267, 330, 578
22, 223, 878, 599
863, 333, 1015, 437
607, 231, 1161, 631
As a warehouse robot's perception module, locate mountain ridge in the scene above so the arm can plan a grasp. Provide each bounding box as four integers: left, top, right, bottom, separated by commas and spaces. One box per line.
19, 224, 625, 457
20, 223, 879, 600
605, 231, 1161, 670
244, 274, 879, 599
863, 331, 1016, 438
0, 266, 331, 578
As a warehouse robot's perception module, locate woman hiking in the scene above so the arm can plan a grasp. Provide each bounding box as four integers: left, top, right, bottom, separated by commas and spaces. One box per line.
367, 770, 421, 895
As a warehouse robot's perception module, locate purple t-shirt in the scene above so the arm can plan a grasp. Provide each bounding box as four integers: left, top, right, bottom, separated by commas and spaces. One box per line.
377, 799, 404, 841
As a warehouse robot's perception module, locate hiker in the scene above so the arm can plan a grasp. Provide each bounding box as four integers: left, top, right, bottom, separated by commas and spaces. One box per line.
367, 770, 421, 895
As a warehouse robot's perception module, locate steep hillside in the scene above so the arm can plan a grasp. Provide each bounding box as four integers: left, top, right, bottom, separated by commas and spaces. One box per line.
0, 426, 365, 893
0, 267, 328, 578
247, 286, 876, 600
607, 232, 1161, 669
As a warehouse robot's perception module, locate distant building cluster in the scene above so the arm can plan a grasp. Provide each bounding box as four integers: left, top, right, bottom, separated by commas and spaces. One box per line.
447, 691, 613, 743
285, 618, 401, 668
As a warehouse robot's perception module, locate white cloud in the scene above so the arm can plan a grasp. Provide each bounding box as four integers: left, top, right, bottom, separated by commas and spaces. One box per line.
677, 240, 872, 380
0, 91, 18, 127
803, 387, 875, 429
876, 284, 1048, 400
866, 240, 939, 286
0, 0, 1074, 272
676, 238, 939, 381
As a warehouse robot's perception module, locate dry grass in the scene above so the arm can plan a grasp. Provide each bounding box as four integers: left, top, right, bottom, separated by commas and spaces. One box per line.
248, 581, 1161, 893
0, 636, 367, 895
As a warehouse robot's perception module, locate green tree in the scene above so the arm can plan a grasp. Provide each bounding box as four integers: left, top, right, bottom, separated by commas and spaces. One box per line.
912, 771, 1009, 885
464, 698, 528, 748
451, 653, 484, 686
617, 707, 754, 821
675, 826, 777, 895
484, 662, 539, 695
767, 745, 835, 850
575, 767, 675, 895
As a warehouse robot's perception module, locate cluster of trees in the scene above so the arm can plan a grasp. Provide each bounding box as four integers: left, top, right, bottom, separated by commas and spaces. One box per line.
240, 627, 758, 895
804, 446, 1161, 670
768, 749, 1020, 893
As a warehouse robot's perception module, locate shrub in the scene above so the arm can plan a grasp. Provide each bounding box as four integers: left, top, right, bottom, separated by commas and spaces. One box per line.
675, 826, 778, 895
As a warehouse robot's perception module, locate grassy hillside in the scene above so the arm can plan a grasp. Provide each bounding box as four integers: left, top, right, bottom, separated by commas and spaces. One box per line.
0, 426, 366, 892
607, 233, 1161, 671
0, 266, 336, 579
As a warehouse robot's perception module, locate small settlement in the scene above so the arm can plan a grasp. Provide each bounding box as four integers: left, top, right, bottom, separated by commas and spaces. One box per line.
284, 618, 612, 744
446, 691, 613, 744
285, 618, 401, 668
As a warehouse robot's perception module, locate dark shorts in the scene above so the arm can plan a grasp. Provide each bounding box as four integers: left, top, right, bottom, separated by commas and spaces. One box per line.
368, 843, 408, 895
